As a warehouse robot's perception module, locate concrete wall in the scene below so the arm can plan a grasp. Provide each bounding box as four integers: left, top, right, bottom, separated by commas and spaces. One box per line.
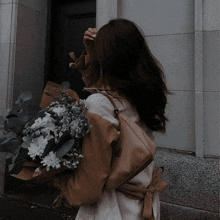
0, 0, 17, 117
203, 0, 220, 156
14, 0, 47, 106
116, 0, 220, 157
0, 0, 47, 118
118, 0, 196, 152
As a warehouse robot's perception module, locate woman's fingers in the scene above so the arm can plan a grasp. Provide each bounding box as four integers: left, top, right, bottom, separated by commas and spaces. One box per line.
84, 35, 94, 41
92, 28, 98, 34
84, 28, 98, 40
85, 30, 94, 37
83, 28, 98, 52
88, 28, 98, 34
84, 30, 96, 40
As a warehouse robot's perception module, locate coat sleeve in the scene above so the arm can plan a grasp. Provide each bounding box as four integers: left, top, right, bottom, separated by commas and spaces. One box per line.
56, 94, 120, 206
69, 49, 101, 88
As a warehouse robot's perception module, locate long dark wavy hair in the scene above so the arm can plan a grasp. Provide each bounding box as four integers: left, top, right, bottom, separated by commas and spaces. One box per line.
91, 18, 169, 132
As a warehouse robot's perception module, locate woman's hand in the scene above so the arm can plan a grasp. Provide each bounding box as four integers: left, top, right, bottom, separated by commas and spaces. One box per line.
84, 27, 98, 42
83, 28, 98, 62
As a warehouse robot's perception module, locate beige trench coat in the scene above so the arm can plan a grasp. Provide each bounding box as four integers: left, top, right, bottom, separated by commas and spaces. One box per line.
56, 92, 162, 220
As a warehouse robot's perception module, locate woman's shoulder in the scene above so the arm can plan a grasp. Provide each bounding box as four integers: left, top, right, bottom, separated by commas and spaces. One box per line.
86, 92, 113, 110
86, 92, 108, 104
85, 93, 119, 126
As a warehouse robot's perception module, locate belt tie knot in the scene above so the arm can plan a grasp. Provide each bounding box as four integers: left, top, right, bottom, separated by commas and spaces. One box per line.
117, 167, 170, 220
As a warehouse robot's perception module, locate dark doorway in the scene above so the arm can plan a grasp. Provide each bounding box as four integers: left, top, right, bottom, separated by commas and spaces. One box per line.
45, 0, 96, 99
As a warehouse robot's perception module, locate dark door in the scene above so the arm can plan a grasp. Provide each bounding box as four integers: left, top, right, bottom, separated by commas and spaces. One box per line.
45, 0, 96, 99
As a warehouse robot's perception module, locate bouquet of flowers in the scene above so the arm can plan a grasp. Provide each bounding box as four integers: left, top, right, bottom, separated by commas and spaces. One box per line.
0, 81, 90, 180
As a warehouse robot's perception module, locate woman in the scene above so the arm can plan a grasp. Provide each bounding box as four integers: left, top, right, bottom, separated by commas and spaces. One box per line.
54, 18, 169, 220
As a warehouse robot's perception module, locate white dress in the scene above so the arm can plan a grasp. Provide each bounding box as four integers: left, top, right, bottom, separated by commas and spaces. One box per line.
75, 92, 160, 220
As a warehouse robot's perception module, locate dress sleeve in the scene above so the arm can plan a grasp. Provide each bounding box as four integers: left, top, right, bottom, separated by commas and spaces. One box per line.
57, 93, 120, 206
69, 49, 100, 88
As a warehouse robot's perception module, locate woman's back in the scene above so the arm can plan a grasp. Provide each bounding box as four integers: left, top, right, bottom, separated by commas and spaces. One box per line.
75, 91, 160, 220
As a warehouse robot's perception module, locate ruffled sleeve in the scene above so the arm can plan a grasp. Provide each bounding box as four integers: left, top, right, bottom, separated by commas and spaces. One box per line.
69, 50, 101, 88
56, 93, 120, 206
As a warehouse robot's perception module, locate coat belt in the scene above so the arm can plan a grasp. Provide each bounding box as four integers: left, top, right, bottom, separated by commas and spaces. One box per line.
116, 167, 169, 220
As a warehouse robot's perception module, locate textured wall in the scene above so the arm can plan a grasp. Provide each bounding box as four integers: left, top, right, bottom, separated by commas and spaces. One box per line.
0, 1, 17, 117
0, 0, 47, 119
117, 0, 220, 157
13, 0, 47, 106
203, 0, 220, 156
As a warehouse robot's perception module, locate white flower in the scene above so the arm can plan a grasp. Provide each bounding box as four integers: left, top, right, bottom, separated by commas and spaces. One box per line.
71, 106, 81, 114
21, 136, 31, 149
70, 119, 83, 137
41, 151, 61, 171
45, 134, 54, 141
27, 136, 49, 159
70, 119, 80, 131
31, 113, 55, 130
41, 127, 52, 136
51, 106, 67, 116
79, 99, 89, 109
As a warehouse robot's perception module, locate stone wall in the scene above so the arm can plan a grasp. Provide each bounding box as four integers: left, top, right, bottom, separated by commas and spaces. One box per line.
118, 0, 220, 158
0, 0, 17, 117
13, 0, 47, 106
0, 0, 47, 119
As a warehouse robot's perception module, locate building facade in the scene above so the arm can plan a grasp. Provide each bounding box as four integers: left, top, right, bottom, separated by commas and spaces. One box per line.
0, 0, 219, 219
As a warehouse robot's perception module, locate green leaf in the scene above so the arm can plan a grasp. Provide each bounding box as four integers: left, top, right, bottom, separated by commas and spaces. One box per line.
6, 132, 17, 139
0, 138, 21, 154
21, 136, 31, 149
9, 148, 28, 174
8, 163, 15, 172
18, 91, 32, 102
0, 137, 7, 145
8, 104, 21, 117
15, 97, 22, 106
62, 81, 70, 90
0, 132, 16, 146
4, 120, 9, 132
18, 109, 29, 122
6, 152, 14, 159
56, 139, 75, 158
7, 117, 25, 135
0, 115, 5, 126
41, 138, 55, 158
11, 151, 19, 163
24, 105, 42, 118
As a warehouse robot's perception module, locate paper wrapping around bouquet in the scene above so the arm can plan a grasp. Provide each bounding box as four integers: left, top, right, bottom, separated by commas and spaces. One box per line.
11, 161, 67, 181
11, 81, 80, 181
40, 81, 80, 109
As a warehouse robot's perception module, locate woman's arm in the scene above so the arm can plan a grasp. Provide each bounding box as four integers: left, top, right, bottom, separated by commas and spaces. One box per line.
83, 28, 98, 63
54, 94, 120, 206
69, 28, 100, 88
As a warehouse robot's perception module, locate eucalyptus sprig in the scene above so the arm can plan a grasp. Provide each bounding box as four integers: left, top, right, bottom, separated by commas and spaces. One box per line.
0, 81, 90, 175
0, 91, 41, 173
